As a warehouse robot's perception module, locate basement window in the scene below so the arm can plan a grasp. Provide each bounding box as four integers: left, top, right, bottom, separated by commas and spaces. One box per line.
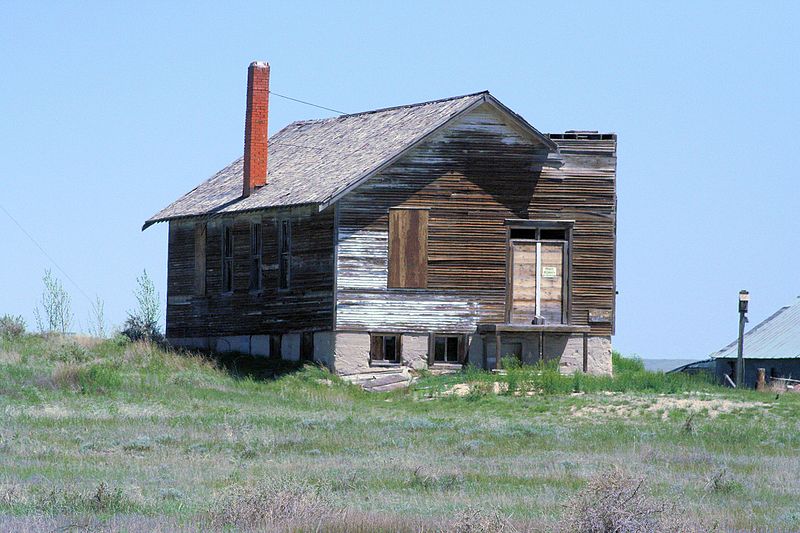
278, 219, 292, 290
221, 224, 234, 293
249, 222, 263, 291
370, 334, 401, 364
432, 335, 463, 364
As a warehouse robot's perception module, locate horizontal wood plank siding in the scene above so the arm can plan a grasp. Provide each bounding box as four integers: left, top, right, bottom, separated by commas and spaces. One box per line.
335, 103, 616, 335
166, 207, 335, 338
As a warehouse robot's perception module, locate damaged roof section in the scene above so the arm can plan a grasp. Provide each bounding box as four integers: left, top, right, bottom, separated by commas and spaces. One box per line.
143, 91, 556, 229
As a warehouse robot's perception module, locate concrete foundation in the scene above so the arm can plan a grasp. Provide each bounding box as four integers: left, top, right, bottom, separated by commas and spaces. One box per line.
281, 333, 301, 362
401, 334, 429, 370
168, 330, 613, 377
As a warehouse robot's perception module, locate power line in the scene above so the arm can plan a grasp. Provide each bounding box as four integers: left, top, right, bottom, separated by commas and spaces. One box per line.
269, 90, 347, 115
0, 202, 98, 312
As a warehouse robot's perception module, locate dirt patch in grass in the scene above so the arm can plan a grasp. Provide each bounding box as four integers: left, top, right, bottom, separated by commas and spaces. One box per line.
569, 394, 768, 420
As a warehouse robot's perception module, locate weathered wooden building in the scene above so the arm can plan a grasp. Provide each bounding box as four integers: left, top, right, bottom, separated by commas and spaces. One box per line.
144, 62, 617, 375
710, 297, 800, 388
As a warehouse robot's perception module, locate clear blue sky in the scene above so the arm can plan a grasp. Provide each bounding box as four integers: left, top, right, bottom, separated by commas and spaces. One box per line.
1, 1, 798, 359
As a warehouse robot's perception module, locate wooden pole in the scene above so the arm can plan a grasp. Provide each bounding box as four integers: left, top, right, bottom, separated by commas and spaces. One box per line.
736, 290, 749, 388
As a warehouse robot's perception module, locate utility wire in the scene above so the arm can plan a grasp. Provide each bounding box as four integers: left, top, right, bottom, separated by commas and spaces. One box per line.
0, 202, 98, 312
269, 90, 347, 115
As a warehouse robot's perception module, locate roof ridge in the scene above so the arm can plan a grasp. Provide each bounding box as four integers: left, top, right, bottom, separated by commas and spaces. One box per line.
287, 90, 489, 127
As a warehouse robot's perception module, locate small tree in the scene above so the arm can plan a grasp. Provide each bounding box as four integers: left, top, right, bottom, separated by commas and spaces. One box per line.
33, 269, 73, 334
88, 295, 106, 338
122, 270, 163, 343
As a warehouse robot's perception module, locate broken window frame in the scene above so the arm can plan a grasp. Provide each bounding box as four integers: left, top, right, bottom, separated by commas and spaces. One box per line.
369, 333, 402, 365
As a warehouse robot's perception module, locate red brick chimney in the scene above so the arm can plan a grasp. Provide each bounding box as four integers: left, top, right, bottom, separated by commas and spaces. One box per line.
243, 61, 270, 197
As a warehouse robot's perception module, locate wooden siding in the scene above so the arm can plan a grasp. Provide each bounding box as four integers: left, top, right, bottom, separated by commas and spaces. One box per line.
335, 103, 616, 335
166, 206, 335, 338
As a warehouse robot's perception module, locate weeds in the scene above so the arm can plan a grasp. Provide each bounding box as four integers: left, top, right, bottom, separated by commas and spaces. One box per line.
450, 506, 518, 532
705, 469, 744, 495
563, 467, 683, 532
210, 479, 342, 530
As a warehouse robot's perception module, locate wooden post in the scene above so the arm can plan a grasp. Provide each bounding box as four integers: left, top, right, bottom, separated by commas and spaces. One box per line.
582, 332, 588, 373
495, 333, 502, 370
756, 368, 766, 391
736, 290, 749, 388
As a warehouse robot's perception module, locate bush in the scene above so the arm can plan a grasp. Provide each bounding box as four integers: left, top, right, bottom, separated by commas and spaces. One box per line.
562, 467, 693, 533
210, 479, 342, 530
121, 315, 163, 344
122, 270, 163, 343
0, 314, 26, 339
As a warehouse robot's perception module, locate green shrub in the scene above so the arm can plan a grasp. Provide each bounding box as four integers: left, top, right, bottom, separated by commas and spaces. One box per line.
613, 351, 645, 373
0, 314, 26, 339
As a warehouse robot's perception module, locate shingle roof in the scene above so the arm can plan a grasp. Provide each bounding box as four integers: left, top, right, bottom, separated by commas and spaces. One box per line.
143, 91, 555, 229
711, 297, 800, 359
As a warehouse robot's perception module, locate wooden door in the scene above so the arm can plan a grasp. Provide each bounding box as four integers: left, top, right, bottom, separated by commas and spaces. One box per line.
508, 241, 564, 324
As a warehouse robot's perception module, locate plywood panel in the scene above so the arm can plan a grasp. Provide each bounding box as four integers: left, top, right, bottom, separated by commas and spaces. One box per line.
539, 242, 563, 324
388, 208, 428, 288
510, 242, 536, 324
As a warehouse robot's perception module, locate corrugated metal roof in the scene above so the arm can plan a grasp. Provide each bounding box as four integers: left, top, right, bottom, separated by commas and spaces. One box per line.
143, 91, 556, 229
711, 297, 800, 359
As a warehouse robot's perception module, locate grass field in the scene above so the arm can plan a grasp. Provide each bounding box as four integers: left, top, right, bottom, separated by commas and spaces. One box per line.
1, 334, 799, 531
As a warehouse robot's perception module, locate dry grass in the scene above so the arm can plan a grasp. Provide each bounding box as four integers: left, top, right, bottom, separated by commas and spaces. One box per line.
46, 362, 82, 390
209, 479, 343, 531
562, 467, 699, 533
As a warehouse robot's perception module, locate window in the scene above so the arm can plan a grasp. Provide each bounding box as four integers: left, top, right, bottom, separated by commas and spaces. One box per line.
194, 222, 206, 296
509, 227, 566, 240
249, 222, 262, 291
221, 224, 234, 293
388, 207, 428, 288
278, 219, 291, 290
370, 334, 401, 364
432, 335, 463, 364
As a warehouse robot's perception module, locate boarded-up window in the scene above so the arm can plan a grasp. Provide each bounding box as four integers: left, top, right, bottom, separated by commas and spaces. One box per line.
278, 219, 291, 290
194, 222, 206, 296
249, 222, 262, 291
388, 208, 428, 288
507, 223, 570, 325
221, 224, 234, 293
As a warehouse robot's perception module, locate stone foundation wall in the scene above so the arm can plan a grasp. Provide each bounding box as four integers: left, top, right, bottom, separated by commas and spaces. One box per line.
169, 331, 613, 377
